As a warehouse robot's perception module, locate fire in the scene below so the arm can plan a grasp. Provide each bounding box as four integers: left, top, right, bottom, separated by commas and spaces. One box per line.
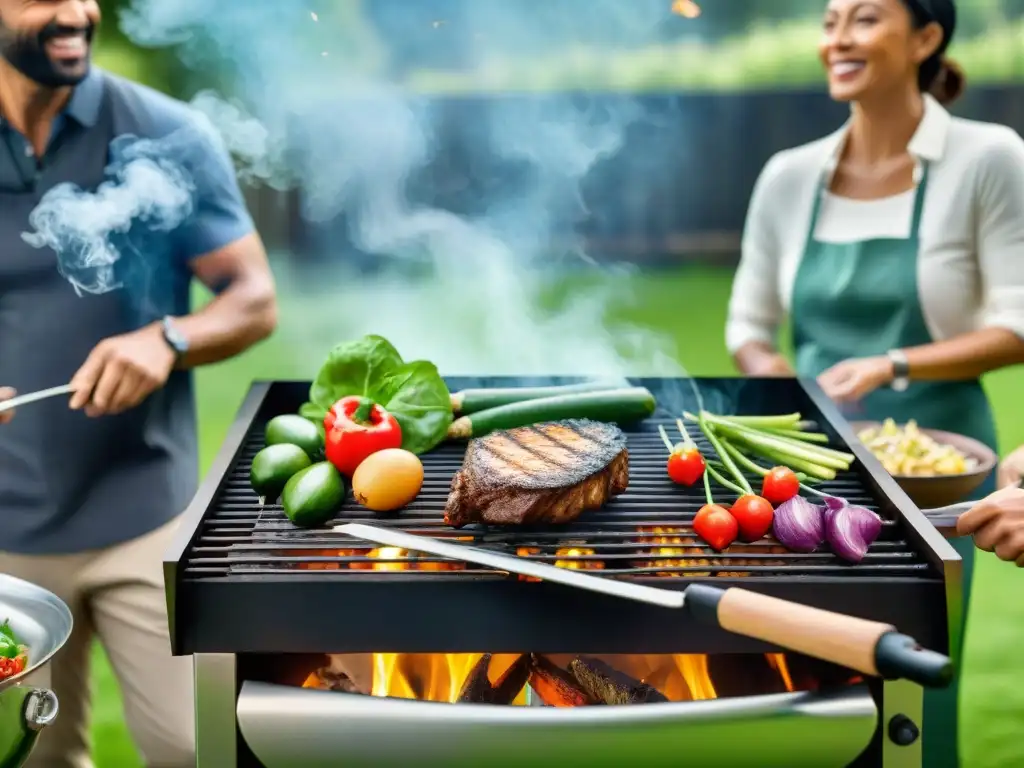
299, 549, 798, 704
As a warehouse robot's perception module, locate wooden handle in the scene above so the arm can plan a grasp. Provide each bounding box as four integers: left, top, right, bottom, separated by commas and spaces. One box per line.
684, 585, 953, 687
716, 587, 892, 676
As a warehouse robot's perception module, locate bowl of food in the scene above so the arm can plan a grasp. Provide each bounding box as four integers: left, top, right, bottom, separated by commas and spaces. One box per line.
0, 574, 73, 768
851, 419, 997, 509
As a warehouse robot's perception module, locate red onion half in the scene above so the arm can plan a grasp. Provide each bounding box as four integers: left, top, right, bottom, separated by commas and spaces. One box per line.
772, 496, 825, 553
823, 496, 883, 563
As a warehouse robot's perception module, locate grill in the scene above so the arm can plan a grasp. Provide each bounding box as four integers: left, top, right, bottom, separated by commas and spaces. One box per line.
166, 376, 963, 768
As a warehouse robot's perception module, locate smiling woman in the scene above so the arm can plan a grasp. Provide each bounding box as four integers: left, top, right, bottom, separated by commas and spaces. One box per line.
725, 0, 1024, 764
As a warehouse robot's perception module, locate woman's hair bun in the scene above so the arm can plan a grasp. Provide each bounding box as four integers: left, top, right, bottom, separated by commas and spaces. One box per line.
930, 58, 966, 105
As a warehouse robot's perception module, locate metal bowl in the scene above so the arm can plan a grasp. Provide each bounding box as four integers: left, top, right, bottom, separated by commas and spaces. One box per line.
850, 421, 998, 509
0, 574, 73, 768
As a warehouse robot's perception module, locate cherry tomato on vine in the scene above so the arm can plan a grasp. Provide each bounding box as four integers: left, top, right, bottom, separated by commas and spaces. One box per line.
667, 446, 706, 486
693, 504, 738, 551
761, 466, 800, 506
730, 494, 775, 542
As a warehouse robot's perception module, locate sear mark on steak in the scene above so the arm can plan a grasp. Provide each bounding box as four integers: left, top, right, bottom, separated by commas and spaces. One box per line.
444, 419, 629, 528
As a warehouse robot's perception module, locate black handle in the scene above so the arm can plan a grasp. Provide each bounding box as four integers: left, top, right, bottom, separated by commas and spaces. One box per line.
874, 632, 954, 689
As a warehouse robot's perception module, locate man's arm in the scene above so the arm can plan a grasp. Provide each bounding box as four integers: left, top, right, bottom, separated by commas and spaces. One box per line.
173, 231, 277, 368
69, 113, 277, 416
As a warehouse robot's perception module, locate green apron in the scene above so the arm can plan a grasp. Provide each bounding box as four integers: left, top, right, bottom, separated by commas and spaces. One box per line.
789, 163, 997, 767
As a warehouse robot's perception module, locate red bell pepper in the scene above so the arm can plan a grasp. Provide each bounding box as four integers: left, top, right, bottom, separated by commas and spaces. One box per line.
324, 396, 402, 476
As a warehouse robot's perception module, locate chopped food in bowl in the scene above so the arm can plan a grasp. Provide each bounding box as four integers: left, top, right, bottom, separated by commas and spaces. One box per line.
856, 419, 977, 477
0, 618, 29, 681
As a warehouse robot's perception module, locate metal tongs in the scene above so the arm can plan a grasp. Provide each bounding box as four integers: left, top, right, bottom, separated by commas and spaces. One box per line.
0, 384, 74, 414
336, 522, 953, 689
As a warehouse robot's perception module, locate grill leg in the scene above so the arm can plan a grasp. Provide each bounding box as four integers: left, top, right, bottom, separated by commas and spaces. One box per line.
195, 653, 238, 768
881, 680, 924, 768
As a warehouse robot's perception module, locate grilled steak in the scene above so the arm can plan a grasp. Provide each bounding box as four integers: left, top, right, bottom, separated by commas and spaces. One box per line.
444, 419, 629, 527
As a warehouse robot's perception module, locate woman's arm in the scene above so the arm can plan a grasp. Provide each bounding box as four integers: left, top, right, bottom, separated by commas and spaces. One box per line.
903, 130, 1024, 380
727, 155, 792, 376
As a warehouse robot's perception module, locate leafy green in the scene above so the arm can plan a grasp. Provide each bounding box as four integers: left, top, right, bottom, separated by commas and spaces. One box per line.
309, 335, 453, 455
0, 620, 15, 643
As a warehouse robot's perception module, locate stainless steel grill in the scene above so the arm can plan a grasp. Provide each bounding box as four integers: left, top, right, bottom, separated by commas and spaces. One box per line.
166, 376, 963, 768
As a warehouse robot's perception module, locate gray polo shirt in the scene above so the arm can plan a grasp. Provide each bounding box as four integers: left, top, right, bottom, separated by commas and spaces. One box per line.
0, 68, 254, 554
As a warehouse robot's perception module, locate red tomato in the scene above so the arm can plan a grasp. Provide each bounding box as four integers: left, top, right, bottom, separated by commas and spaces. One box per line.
761, 466, 799, 506
667, 446, 706, 486
693, 504, 739, 552
730, 494, 775, 542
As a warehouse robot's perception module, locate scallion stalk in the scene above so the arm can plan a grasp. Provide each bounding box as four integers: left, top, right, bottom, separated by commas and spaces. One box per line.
696, 413, 753, 494
721, 440, 768, 476
761, 427, 830, 444
706, 464, 746, 495
720, 413, 803, 429
689, 413, 852, 469
726, 436, 837, 480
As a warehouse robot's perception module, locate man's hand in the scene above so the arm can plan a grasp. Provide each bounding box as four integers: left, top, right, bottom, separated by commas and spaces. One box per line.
69, 324, 176, 417
818, 356, 894, 403
0, 387, 15, 425
998, 445, 1024, 489
956, 486, 1024, 567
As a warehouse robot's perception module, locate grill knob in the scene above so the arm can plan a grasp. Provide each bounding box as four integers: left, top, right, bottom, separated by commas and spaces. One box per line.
888, 714, 920, 746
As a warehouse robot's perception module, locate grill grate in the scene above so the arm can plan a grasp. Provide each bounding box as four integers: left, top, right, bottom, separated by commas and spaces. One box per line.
184, 423, 933, 581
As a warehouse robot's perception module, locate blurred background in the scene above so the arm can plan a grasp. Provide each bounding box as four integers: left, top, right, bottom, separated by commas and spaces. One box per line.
88, 0, 1024, 765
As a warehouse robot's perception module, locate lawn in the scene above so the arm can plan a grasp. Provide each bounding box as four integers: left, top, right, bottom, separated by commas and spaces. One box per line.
89, 264, 1024, 768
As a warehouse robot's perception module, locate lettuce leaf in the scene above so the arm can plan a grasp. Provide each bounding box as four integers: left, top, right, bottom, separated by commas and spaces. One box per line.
309, 335, 452, 455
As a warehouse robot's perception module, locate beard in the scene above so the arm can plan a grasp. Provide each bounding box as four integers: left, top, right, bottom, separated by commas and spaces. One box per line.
0, 18, 95, 88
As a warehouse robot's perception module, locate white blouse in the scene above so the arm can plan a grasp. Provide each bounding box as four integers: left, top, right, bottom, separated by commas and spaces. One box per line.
725, 94, 1024, 355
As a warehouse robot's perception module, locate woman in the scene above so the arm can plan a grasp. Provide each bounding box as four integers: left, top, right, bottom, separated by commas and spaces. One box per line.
725, 0, 1024, 763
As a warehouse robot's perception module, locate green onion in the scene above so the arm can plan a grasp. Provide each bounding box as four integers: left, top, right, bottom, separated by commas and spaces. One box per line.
721, 440, 768, 476
689, 413, 853, 469
674, 418, 697, 448
761, 427, 830, 444
696, 414, 753, 494
721, 413, 803, 429
728, 437, 837, 480
706, 463, 746, 495
657, 425, 677, 454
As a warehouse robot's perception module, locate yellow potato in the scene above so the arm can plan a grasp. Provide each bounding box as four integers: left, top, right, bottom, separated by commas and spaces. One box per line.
352, 449, 424, 512
858, 419, 971, 477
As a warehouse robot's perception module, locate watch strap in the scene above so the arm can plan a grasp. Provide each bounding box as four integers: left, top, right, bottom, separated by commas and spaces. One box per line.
161, 316, 189, 358
887, 349, 910, 391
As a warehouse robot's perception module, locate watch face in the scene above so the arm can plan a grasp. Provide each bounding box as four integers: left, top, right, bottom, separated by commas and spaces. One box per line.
163, 318, 189, 354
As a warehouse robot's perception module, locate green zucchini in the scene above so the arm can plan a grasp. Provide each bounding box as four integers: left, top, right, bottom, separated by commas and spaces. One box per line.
265, 414, 323, 458
250, 444, 313, 503
450, 380, 623, 414
447, 387, 657, 439
281, 462, 346, 528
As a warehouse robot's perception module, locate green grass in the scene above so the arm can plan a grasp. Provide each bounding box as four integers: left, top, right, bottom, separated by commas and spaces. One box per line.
90, 265, 1024, 767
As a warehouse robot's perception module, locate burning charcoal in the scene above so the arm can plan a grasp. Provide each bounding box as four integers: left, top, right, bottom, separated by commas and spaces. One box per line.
456, 654, 531, 705
529, 654, 593, 707
302, 667, 361, 693
707, 654, 790, 698
568, 656, 668, 705
783, 653, 859, 692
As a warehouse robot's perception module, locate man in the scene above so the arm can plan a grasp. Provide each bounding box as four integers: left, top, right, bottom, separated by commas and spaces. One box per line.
957, 447, 1024, 567
0, 2, 276, 767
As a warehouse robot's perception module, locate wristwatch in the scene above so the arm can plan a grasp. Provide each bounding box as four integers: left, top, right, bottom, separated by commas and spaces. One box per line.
886, 349, 910, 392
161, 316, 190, 360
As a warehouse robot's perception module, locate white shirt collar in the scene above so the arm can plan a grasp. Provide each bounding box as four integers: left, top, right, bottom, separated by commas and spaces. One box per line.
821, 94, 952, 181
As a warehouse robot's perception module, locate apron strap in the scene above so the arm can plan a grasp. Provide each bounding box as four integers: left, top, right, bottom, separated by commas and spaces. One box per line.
909, 161, 929, 236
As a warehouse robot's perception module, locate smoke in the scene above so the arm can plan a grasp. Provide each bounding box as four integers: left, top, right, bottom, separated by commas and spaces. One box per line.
33, 0, 704, 396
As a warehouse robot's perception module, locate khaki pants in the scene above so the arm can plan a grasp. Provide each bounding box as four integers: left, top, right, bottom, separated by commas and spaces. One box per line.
0, 516, 195, 768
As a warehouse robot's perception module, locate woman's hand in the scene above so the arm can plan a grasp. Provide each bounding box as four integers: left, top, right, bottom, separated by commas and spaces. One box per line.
750, 354, 794, 377
998, 445, 1024, 489
817, 356, 893, 403
956, 486, 1024, 567
0, 387, 15, 425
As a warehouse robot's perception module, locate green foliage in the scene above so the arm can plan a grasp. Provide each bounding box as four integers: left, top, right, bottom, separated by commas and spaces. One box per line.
404, 18, 1024, 93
